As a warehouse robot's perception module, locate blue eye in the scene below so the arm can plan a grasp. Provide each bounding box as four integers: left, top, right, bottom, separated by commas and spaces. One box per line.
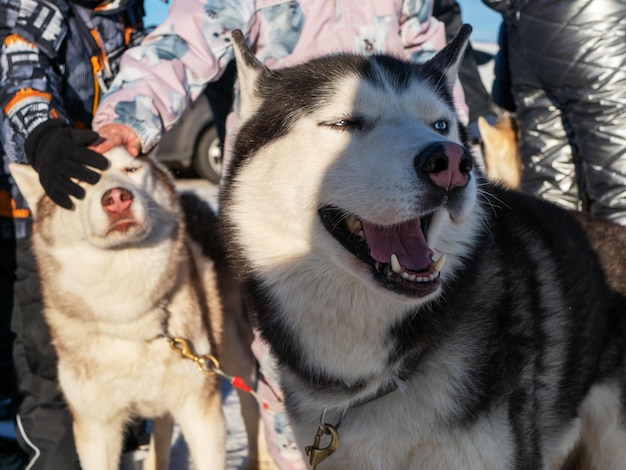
434, 120, 448, 132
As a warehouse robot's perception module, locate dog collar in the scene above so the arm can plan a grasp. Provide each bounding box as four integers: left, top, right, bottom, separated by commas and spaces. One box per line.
349, 379, 399, 408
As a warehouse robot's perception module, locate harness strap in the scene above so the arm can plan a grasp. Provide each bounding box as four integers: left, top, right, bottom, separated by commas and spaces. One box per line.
68, 4, 141, 115
68, 3, 108, 115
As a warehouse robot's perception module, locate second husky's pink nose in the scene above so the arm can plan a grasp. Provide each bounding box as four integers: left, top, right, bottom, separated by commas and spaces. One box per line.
417, 142, 473, 189
102, 188, 133, 214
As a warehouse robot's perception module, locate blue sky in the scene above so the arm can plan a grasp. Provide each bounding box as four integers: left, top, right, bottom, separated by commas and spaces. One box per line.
144, 0, 501, 44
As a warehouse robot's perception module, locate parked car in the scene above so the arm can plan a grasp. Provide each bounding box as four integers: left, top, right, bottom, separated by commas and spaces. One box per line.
155, 61, 236, 184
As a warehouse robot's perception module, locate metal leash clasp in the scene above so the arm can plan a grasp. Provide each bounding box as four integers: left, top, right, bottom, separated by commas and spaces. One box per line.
305, 423, 339, 469
167, 337, 219, 376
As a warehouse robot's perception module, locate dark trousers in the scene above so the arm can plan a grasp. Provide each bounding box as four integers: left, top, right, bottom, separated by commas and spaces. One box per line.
0, 237, 17, 402
0, 235, 28, 469
11, 237, 81, 469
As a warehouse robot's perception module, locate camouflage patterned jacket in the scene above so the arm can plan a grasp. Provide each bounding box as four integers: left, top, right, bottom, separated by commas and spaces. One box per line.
0, 0, 146, 239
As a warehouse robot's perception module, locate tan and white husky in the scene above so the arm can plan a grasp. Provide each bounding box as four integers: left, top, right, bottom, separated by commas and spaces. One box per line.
10, 149, 269, 470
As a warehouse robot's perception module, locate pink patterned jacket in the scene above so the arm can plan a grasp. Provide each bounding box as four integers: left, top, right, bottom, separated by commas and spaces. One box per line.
93, 0, 467, 154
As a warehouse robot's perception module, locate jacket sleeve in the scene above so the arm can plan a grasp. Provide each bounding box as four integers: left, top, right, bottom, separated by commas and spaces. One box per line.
400, 0, 448, 62
92, 0, 254, 153
0, 0, 71, 164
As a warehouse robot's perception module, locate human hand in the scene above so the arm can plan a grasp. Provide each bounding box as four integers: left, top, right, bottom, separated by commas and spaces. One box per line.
24, 119, 109, 209
90, 123, 141, 157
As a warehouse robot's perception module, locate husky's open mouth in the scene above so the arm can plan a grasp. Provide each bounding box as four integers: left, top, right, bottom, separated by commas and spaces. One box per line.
319, 205, 445, 297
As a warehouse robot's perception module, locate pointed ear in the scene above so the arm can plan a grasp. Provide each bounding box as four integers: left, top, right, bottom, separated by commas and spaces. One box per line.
477, 116, 494, 139
427, 24, 472, 93
231, 29, 265, 122
9, 163, 45, 218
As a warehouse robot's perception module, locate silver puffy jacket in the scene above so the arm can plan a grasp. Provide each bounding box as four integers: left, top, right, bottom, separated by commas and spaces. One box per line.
484, 0, 626, 224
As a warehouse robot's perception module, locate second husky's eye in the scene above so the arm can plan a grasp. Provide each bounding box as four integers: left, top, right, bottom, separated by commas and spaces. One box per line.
433, 120, 448, 133
334, 120, 351, 127
325, 117, 364, 131
124, 166, 140, 174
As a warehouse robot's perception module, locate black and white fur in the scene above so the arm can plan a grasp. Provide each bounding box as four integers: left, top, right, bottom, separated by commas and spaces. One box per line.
220, 26, 626, 469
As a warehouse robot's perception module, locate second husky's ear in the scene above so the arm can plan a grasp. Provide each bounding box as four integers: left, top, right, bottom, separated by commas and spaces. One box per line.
427, 24, 472, 93
9, 163, 45, 218
231, 29, 265, 122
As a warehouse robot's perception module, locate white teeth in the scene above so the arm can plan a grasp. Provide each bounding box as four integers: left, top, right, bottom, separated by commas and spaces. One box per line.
389, 254, 444, 283
432, 254, 446, 273
392, 253, 446, 282
390, 254, 402, 273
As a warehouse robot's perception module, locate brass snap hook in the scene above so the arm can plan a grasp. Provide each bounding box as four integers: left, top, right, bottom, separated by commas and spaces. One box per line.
168, 337, 220, 376
168, 337, 194, 359
305, 423, 340, 469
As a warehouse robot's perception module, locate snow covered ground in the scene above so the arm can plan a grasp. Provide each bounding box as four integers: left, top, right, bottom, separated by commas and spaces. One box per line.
171, 383, 249, 470
120, 380, 249, 469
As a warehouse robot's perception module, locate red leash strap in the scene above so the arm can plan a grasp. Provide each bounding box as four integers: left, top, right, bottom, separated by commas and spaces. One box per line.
168, 336, 277, 411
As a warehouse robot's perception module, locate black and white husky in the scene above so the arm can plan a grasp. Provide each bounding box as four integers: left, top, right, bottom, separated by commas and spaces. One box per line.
220, 26, 626, 469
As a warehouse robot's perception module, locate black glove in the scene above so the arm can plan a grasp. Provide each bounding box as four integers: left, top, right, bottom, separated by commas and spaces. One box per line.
24, 119, 109, 209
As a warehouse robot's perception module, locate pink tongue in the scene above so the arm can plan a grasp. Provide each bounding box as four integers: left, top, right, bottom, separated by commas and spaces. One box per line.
362, 219, 433, 272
